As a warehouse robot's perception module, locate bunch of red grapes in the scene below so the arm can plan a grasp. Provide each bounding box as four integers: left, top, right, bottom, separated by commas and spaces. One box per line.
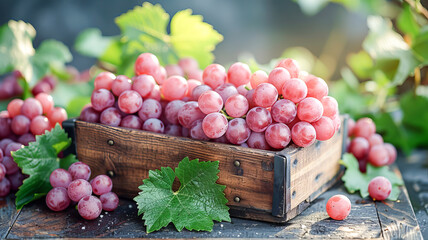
0, 92, 68, 197
46, 162, 119, 220
0, 71, 58, 100
80, 53, 341, 150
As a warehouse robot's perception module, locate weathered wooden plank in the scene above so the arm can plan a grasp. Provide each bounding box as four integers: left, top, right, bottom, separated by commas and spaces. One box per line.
7, 184, 388, 239
0, 195, 20, 239
375, 168, 424, 240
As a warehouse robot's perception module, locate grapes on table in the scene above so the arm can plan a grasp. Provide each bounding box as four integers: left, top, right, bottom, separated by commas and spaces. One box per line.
368, 176, 392, 201
77, 54, 343, 151
326, 194, 351, 220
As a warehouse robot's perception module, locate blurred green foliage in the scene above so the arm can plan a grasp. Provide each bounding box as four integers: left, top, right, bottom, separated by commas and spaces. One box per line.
75, 2, 223, 77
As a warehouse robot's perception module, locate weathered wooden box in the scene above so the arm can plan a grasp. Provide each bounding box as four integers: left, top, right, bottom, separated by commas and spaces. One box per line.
63, 117, 347, 223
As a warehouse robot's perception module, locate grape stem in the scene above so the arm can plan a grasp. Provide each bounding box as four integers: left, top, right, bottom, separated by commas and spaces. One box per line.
220, 109, 234, 120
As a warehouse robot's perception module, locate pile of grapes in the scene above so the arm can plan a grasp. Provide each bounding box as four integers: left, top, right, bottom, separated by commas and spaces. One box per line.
80, 53, 340, 150
47, 162, 119, 219
0, 92, 68, 197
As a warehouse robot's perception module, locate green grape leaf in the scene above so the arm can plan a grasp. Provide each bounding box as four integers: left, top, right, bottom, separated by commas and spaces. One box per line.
170, 9, 223, 68
0, 20, 36, 81
341, 153, 404, 201
134, 157, 230, 233
412, 26, 428, 64
12, 124, 78, 209
347, 51, 374, 79
363, 16, 419, 86
397, 3, 420, 39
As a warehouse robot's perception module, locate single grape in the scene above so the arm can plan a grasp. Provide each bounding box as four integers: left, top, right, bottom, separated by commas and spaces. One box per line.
0, 163, 6, 181
282, 78, 307, 103
46, 187, 71, 211
186, 79, 202, 97
165, 64, 184, 77
190, 119, 210, 141
5, 142, 23, 158
11, 115, 30, 135
245, 89, 257, 109
247, 131, 270, 150
21, 98, 43, 119
297, 97, 323, 123
250, 70, 268, 89
100, 192, 119, 211
271, 99, 297, 124
192, 85, 212, 101
321, 96, 338, 119
165, 100, 186, 125
202, 64, 227, 89
164, 125, 182, 137
91, 175, 113, 195
291, 121, 316, 147
120, 115, 142, 129
118, 90, 143, 114
253, 83, 278, 108
225, 94, 249, 118
100, 107, 122, 127
111, 75, 132, 97
91, 89, 115, 112
265, 123, 291, 149
311, 116, 335, 141
0, 118, 11, 139
267, 67, 291, 95
215, 83, 238, 102
368, 133, 384, 147
178, 57, 199, 75
177, 101, 206, 128
348, 137, 370, 160
7, 170, 25, 191
326, 194, 351, 220
368, 176, 392, 201
198, 90, 223, 114
237, 85, 249, 96
79, 107, 100, 123
305, 75, 328, 100
0, 178, 11, 197
135, 53, 160, 77
368, 145, 389, 167
354, 118, 376, 139
68, 162, 91, 181
384, 143, 397, 165
32, 81, 52, 96
161, 76, 188, 101
67, 179, 92, 202
131, 74, 156, 98
202, 113, 228, 139
246, 107, 272, 132
142, 118, 165, 134
3, 156, 19, 175
187, 69, 203, 82
225, 118, 251, 145
0, 139, 13, 153
152, 66, 167, 85
94, 72, 116, 91
46, 107, 67, 128
227, 62, 251, 87
146, 84, 161, 101
275, 58, 300, 78
7, 99, 24, 118
50, 168, 73, 188
78, 195, 102, 220
347, 118, 356, 137
30, 115, 51, 136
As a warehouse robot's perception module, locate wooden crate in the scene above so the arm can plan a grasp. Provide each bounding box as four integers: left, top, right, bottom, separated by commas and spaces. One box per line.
63, 117, 347, 223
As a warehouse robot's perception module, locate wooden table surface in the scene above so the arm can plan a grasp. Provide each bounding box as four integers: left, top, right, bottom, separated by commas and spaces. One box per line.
0, 166, 423, 239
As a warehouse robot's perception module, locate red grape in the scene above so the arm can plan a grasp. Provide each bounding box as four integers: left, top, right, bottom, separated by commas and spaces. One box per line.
297, 97, 323, 123
271, 99, 297, 124
7, 99, 24, 118
225, 118, 251, 145
100, 192, 119, 211
146, 84, 161, 101
68, 162, 91, 181
111, 75, 132, 97
79, 107, 100, 123
161, 76, 188, 101
368, 176, 391, 201
143, 118, 165, 133
94, 72, 116, 91
164, 125, 182, 137
91, 89, 115, 112
11, 115, 30, 135
227, 62, 251, 87
0, 117, 11, 139
202, 64, 227, 89
30, 115, 51, 135
190, 119, 210, 141
78, 195, 102, 220
253, 83, 278, 108
18, 133, 35, 146
7, 170, 25, 191
132, 74, 156, 98
100, 107, 122, 127
178, 101, 206, 128
250, 70, 268, 89
321, 96, 338, 119
305, 76, 328, 100
368, 144, 389, 167
275, 58, 300, 78
225, 94, 249, 118
311, 116, 335, 141
198, 90, 223, 114
348, 137, 370, 160
178, 57, 199, 75
91, 175, 112, 195
202, 113, 228, 139
5, 142, 23, 157
47, 107, 68, 127
165, 100, 186, 125
347, 118, 356, 137
291, 121, 316, 147
265, 123, 291, 149
268, 67, 291, 95
186, 79, 201, 97
50, 168, 73, 188
0, 177, 11, 197
135, 53, 160, 77
247, 131, 270, 150
46, 187, 71, 211
165, 64, 184, 77
120, 115, 143, 129
246, 107, 272, 132
368, 133, 384, 147
35, 93, 54, 114
354, 118, 376, 139
67, 179, 92, 202
215, 83, 238, 102
192, 85, 212, 101
282, 78, 307, 103
326, 194, 351, 220
21, 98, 43, 119
384, 143, 397, 165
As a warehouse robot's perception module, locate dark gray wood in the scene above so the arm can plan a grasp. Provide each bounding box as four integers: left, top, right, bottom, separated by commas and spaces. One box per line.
0, 195, 20, 239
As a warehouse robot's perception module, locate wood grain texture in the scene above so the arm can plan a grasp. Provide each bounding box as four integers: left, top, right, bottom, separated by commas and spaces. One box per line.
375, 168, 424, 240
5, 184, 391, 239
0, 195, 20, 239
74, 120, 276, 212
